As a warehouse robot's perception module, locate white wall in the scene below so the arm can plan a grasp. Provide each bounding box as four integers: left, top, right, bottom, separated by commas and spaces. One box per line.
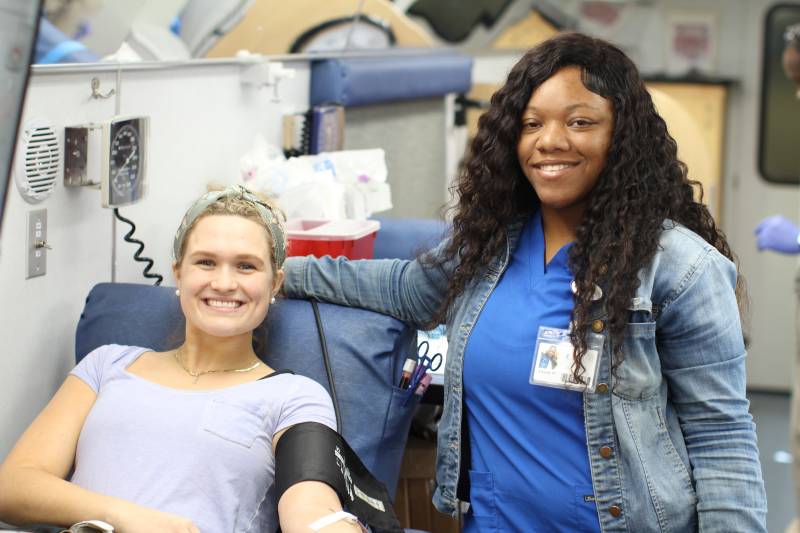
719, 0, 798, 391
0, 58, 310, 459
0, 68, 116, 459
628, 0, 799, 391
110, 61, 310, 283
345, 99, 449, 218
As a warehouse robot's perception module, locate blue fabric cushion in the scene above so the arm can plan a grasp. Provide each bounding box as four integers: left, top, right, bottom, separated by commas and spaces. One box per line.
372, 217, 449, 260
311, 52, 473, 107
75, 282, 418, 497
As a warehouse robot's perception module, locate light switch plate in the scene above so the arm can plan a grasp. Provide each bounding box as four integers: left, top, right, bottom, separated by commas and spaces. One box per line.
27, 208, 47, 278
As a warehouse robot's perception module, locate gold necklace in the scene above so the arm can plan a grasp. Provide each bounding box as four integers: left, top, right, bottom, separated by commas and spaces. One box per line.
173, 348, 261, 384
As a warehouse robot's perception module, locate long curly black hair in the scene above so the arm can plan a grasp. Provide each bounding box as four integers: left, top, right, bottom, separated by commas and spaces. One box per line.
426, 32, 741, 383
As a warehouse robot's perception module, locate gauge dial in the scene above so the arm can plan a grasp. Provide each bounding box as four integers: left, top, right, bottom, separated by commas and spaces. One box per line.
109, 123, 140, 196
102, 116, 148, 208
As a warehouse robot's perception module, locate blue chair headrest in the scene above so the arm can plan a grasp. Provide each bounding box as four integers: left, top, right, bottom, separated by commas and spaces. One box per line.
372, 217, 449, 260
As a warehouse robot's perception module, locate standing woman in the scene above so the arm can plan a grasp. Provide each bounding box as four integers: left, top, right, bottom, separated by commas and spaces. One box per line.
283, 33, 767, 532
0, 186, 364, 533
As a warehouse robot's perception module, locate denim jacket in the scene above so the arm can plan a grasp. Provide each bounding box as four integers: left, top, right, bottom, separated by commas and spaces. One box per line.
284, 219, 767, 532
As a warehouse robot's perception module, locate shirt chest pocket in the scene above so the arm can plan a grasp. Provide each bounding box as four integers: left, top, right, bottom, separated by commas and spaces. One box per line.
612, 298, 662, 401
202, 398, 266, 449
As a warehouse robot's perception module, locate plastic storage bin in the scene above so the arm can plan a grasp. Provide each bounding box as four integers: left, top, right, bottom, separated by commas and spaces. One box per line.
286, 219, 381, 260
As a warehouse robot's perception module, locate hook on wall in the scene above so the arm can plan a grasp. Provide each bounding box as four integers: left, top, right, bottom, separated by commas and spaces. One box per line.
240, 60, 295, 103
90, 77, 115, 100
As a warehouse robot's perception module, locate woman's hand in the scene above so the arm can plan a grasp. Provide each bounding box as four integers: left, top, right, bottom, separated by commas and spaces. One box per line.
108, 502, 200, 533
754, 215, 800, 254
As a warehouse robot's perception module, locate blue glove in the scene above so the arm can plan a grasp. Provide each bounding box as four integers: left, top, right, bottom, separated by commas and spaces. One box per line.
754, 215, 800, 254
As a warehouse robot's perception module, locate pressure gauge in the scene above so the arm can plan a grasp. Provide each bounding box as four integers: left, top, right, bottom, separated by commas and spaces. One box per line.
101, 116, 148, 207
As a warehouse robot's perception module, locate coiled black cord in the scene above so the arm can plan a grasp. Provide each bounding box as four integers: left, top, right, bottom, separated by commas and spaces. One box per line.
113, 208, 163, 285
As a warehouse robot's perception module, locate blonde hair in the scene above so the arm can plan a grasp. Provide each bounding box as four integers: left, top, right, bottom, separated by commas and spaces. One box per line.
175, 186, 286, 273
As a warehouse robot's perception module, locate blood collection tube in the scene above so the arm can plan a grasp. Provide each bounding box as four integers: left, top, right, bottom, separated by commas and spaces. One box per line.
398, 358, 417, 389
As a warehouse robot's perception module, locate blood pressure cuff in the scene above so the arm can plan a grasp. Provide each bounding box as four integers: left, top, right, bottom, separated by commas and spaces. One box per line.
275, 422, 403, 533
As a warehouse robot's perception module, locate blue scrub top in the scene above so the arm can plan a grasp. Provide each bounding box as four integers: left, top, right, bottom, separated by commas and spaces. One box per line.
462, 213, 601, 532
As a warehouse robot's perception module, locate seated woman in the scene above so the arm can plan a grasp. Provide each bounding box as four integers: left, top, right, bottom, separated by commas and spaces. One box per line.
0, 186, 364, 532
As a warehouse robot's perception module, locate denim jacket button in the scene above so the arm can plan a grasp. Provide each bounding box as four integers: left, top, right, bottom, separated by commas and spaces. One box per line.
596, 383, 609, 393
591, 319, 605, 333
599, 445, 614, 458
609, 505, 622, 517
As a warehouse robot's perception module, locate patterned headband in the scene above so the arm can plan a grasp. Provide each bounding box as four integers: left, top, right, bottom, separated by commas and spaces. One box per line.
173, 185, 286, 268
786, 23, 800, 46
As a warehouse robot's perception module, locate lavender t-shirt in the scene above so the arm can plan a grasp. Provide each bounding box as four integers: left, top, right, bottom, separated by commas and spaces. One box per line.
69, 344, 336, 533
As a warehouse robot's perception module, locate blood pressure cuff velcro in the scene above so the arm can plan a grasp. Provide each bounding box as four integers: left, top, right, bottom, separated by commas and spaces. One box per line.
275, 422, 403, 533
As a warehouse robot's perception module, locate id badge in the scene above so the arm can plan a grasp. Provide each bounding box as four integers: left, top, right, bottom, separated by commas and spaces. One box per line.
530, 326, 604, 392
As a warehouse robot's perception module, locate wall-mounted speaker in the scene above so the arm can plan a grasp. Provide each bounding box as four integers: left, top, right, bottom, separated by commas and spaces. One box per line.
14, 119, 60, 204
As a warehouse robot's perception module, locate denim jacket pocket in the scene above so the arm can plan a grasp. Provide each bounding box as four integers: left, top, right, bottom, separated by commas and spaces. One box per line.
655, 406, 694, 490
202, 399, 264, 448
612, 321, 660, 401
616, 398, 698, 532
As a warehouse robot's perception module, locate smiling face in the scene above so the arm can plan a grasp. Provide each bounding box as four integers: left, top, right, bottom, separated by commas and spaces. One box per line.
173, 215, 284, 340
517, 66, 614, 219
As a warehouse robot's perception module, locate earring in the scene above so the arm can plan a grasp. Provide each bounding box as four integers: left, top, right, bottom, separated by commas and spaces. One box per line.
270, 296, 276, 304
175, 289, 180, 297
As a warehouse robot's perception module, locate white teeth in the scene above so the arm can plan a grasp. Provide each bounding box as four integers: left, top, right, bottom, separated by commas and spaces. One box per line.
207, 299, 241, 309
538, 163, 573, 171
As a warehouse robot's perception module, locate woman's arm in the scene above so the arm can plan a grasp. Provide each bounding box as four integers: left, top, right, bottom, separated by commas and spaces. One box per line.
274, 429, 362, 533
656, 249, 767, 532
283, 239, 453, 328
278, 481, 363, 533
0, 376, 199, 533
